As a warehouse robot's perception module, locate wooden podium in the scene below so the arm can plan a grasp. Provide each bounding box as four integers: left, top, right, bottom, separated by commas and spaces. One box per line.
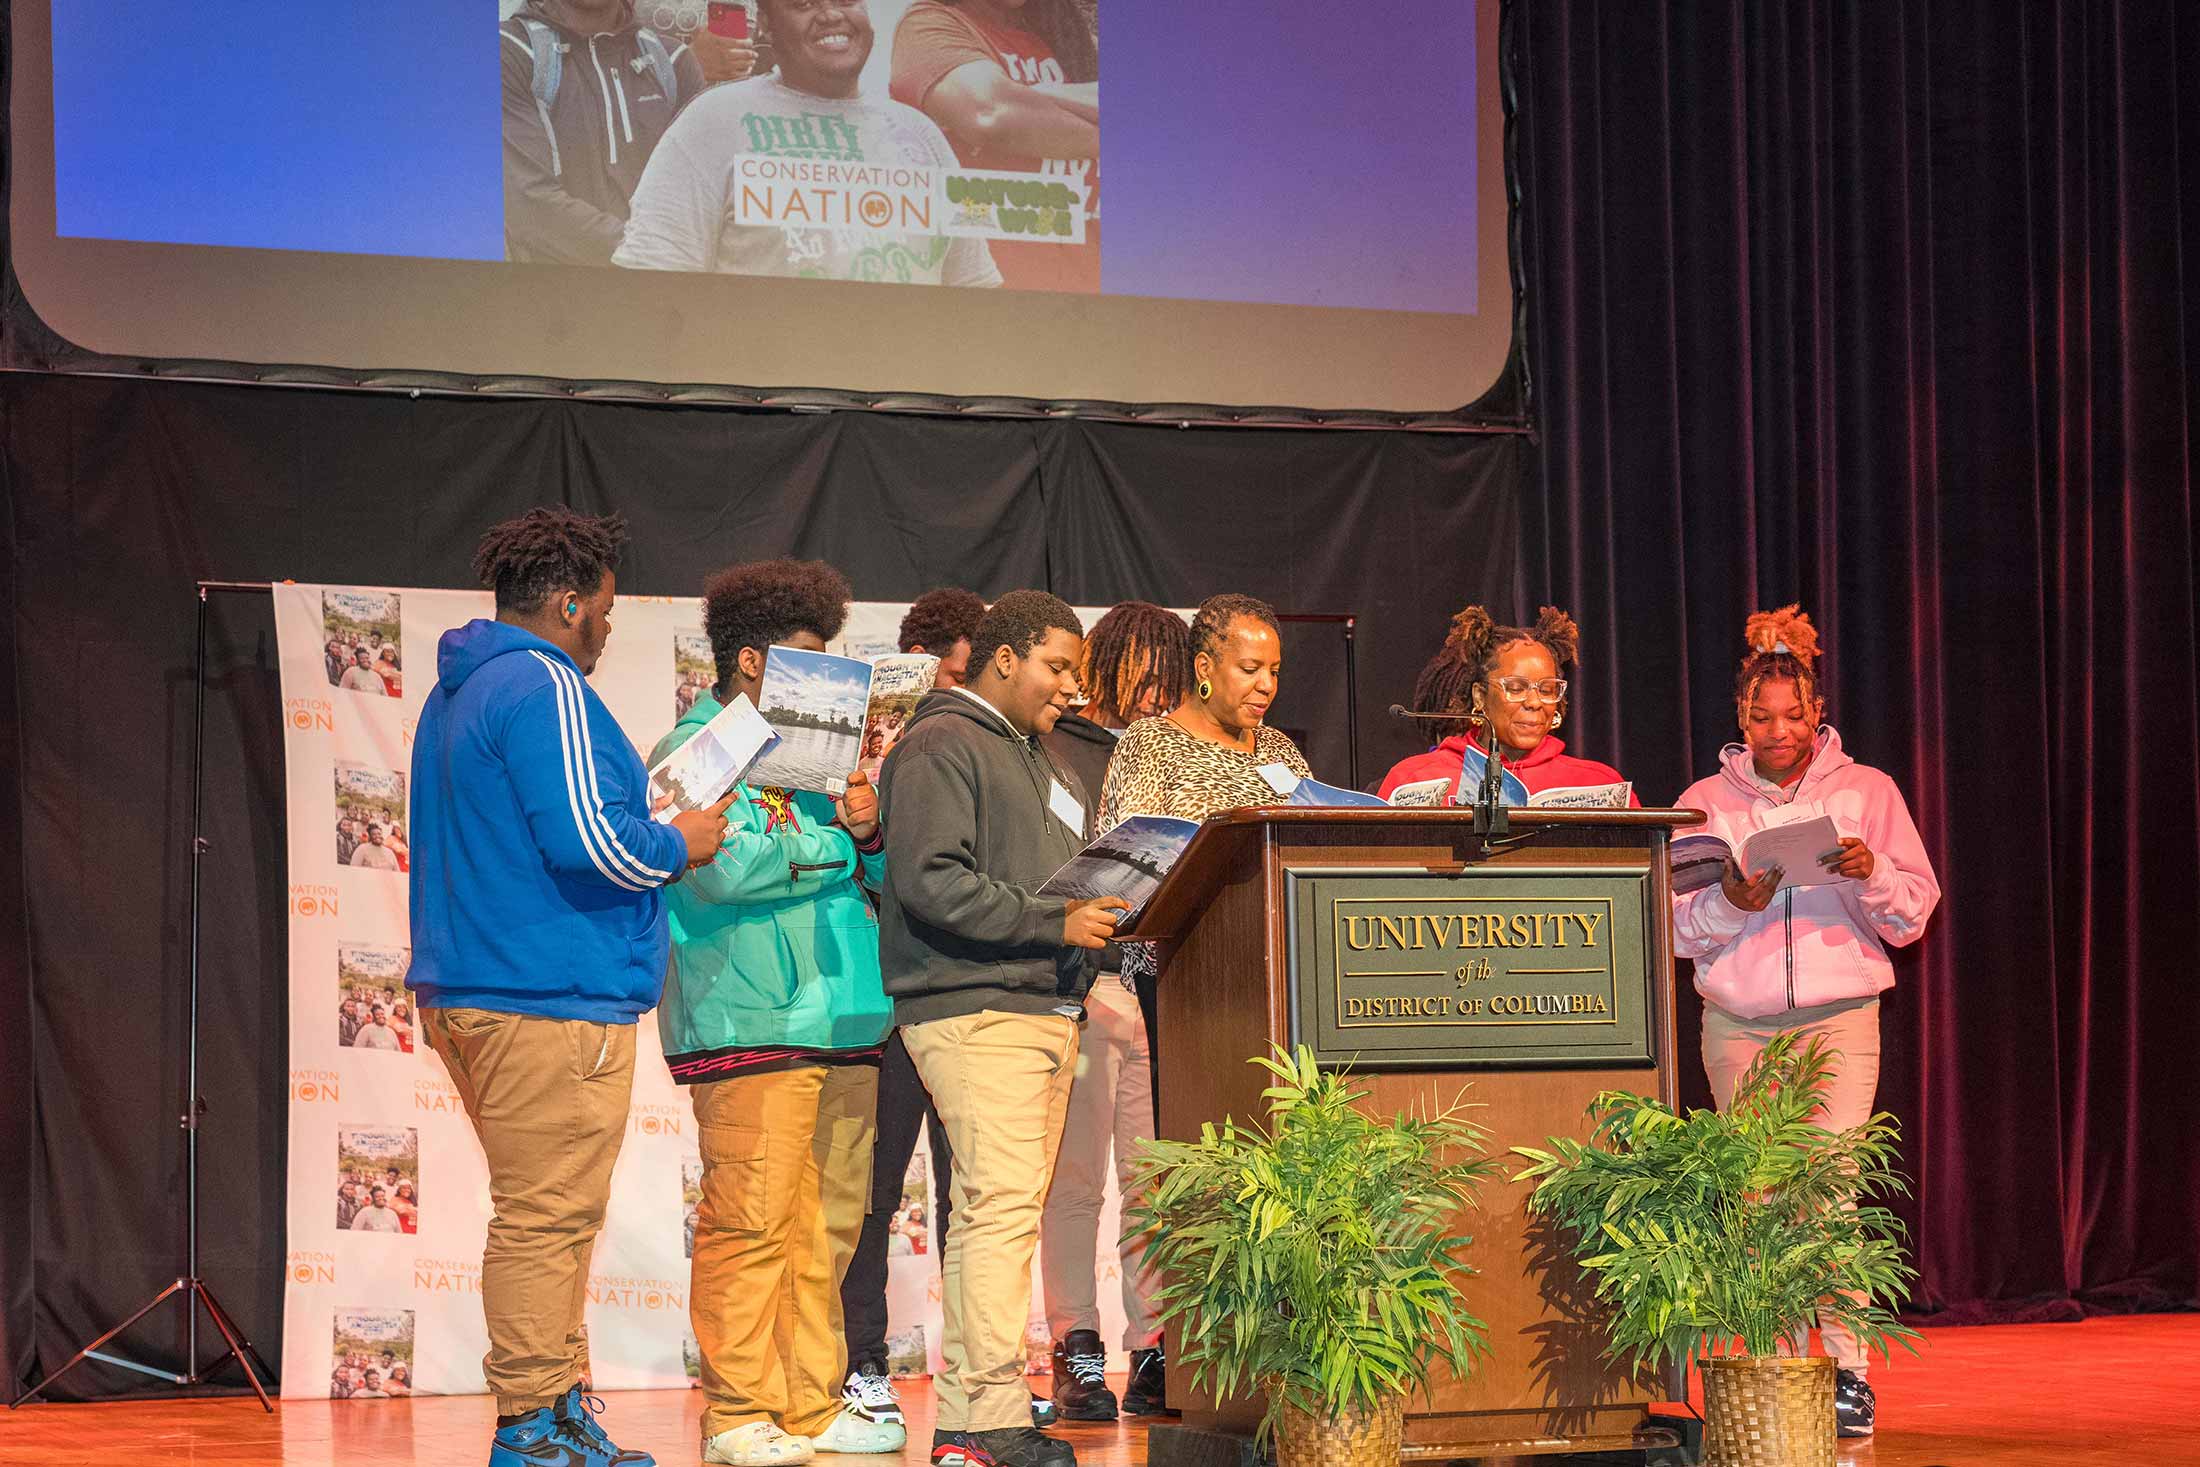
1133, 806, 1697, 1460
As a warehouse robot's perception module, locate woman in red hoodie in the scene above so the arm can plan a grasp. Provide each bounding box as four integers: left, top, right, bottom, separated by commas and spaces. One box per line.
1377, 605, 1636, 805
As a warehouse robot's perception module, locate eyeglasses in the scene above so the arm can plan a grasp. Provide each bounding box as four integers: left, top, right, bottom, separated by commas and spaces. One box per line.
778, 0, 862, 12
1491, 676, 1567, 703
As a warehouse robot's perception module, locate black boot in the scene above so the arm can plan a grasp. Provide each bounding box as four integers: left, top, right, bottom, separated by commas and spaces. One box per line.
1121, 1345, 1172, 1417
1049, 1329, 1119, 1422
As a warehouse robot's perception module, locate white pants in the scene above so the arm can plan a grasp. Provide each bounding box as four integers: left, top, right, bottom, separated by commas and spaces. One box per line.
1702, 997, 1882, 1372
1040, 980, 1161, 1347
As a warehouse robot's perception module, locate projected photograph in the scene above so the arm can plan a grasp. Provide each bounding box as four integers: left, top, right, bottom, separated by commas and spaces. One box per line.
323, 591, 403, 697
336, 1126, 420, 1236
337, 941, 414, 1054
675, 628, 715, 719
502, 0, 1096, 290
335, 761, 409, 874
330, 1308, 416, 1400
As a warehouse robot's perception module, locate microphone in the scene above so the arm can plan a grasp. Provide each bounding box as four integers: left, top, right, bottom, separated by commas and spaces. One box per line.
1388, 703, 1459, 722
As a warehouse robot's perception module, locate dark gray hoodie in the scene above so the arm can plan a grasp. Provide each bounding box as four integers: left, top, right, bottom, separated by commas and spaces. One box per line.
877, 688, 1093, 1026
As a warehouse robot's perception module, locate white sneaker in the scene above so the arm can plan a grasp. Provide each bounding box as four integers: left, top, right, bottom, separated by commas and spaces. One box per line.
704, 1421, 816, 1465
841, 1367, 905, 1427
807, 1405, 909, 1455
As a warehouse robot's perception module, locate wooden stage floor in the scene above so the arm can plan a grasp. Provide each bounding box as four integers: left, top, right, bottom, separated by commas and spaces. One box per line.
2, 1315, 2195, 1466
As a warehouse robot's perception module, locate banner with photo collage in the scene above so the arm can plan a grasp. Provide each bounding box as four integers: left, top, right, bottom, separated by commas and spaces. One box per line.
276, 584, 1142, 1401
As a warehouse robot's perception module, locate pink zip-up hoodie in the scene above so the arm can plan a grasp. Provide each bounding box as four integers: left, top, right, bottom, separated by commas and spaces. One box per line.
1671, 726, 1940, 1020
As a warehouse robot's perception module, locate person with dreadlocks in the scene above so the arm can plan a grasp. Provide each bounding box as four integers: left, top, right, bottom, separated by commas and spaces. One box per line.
652, 560, 906, 1466
408, 508, 732, 1467
890, 0, 1101, 292
1377, 604, 1637, 804
1672, 606, 1939, 1442
1034, 602, 1189, 1423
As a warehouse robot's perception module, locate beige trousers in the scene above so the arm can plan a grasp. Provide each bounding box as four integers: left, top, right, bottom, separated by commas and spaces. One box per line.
1702, 997, 1882, 1372
903, 1009, 1080, 1432
422, 1007, 635, 1415
1041, 981, 1161, 1347
690, 1062, 879, 1439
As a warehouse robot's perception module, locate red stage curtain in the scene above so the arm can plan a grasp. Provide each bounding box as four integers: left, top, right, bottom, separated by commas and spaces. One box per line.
1516, 0, 2200, 1314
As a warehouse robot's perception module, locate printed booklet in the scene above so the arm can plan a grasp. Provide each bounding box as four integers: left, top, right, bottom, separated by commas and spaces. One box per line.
1036, 814, 1202, 931
647, 693, 778, 818
746, 647, 939, 796
1383, 776, 1634, 809
1669, 813, 1848, 895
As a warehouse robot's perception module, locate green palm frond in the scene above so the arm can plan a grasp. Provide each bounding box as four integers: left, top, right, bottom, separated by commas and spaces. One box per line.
1124, 1045, 1494, 1444
1511, 1032, 1921, 1371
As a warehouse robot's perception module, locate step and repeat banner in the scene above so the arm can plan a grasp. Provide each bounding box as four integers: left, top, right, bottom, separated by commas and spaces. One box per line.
274, 583, 1136, 1401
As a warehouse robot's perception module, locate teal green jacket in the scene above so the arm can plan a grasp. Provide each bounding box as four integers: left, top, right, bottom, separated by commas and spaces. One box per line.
650, 692, 894, 1081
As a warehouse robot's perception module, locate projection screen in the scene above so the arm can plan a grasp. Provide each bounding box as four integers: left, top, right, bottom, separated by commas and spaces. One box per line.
8, 0, 1513, 415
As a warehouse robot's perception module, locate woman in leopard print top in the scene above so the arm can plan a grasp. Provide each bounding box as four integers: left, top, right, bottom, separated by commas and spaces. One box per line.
1095, 592, 1313, 864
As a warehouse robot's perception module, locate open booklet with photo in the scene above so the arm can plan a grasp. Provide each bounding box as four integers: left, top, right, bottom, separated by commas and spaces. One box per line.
647, 692, 778, 819
858, 654, 940, 780
744, 646, 939, 797
1036, 815, 1203, 934
1385, 775, 1634, 809
1670, 814, 1849, 895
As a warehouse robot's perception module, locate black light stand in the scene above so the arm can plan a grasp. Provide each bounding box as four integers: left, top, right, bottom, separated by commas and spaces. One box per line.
12, 581, 277, 1412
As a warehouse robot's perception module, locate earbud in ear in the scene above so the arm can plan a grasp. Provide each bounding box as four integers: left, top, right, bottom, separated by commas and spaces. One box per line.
566, 598, 580, 617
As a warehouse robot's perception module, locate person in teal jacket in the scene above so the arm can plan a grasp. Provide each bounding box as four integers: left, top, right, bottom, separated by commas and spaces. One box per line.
652, 559, 904, 1467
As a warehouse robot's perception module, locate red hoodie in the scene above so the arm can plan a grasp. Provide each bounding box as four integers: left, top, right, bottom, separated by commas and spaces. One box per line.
1376, 733, 1638, 805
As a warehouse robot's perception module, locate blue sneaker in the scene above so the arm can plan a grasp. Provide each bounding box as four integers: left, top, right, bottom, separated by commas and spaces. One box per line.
490, 1407, 607, 1467
557, 1387, 657, 1465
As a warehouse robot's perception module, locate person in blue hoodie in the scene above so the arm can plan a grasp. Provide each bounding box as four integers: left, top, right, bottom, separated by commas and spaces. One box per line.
408, 507, 732, 1467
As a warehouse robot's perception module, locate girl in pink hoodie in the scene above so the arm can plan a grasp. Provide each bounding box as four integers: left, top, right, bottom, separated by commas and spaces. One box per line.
1671, 606, 1939, 1437
1377, 605, 1639, 804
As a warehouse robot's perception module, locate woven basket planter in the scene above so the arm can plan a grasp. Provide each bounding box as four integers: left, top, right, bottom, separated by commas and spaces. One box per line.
1273, 1392, 1405, 1467
1698, 1355, 1837, 1467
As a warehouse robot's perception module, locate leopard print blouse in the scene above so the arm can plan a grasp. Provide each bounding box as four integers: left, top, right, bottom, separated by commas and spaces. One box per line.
1095, 715, 1313, 838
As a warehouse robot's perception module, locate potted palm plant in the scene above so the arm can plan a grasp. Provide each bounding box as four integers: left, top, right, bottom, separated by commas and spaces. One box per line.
1511, 1032, 1919, 1467
1124, 1045, 1495, 1467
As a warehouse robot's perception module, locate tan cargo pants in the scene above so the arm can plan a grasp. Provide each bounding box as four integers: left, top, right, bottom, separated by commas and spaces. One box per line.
422, 1006, 635, 1415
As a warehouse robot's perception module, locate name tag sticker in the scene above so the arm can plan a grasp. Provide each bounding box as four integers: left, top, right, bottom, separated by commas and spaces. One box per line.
1048, 780, 1086, 834
1257, 762, 1301, 796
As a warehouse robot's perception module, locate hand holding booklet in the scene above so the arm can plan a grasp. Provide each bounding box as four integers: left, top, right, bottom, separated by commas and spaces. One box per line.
1036, 815, 1202, 933
647, 693, 778, 820
1670, 814, 1849, 896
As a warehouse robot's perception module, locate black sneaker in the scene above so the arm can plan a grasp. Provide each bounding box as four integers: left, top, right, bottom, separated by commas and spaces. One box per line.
1834, 1368, 1876, 1438
1048, 1329, 1119, 1421
1121, 1346, 1172, 1417
932, 1430, 975, 1467
965, 1426, 1077, 1467
1030, 1395, 1058, 1429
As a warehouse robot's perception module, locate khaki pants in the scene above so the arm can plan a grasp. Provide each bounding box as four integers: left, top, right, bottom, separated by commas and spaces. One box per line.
1041, 981, 1161, 1347
421, 1007, 635, 1415
691, 1062, 879, 1439
903, 1010, 1080, 1433
1702, 997, 1882, 1371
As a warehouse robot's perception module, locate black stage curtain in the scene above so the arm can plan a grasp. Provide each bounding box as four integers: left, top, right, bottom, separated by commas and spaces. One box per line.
0, 374, 1522, 1396
1517, 1, 2199, 1314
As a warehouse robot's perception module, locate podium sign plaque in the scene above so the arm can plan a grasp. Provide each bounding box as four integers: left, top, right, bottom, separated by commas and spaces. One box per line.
1286, 868, 1657, 1068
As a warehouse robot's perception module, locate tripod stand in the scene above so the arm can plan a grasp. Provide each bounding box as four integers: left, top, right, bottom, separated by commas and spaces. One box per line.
12, 583, 276, 1411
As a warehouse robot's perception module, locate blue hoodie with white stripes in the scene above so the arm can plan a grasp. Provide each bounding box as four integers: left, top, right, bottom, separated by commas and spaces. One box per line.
406, 619, 689, 1023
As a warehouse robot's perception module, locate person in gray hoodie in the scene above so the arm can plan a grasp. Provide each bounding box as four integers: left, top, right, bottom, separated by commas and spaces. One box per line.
876, 590, 1125, 1467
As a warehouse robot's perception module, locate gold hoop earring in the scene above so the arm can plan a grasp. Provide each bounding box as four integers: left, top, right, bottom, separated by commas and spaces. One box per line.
1197, 679, 1213, 700
1551, 706, 1565, 731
